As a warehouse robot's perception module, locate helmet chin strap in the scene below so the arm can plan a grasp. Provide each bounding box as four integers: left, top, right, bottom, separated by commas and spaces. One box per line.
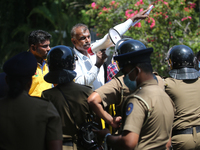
168, 59, 173, 70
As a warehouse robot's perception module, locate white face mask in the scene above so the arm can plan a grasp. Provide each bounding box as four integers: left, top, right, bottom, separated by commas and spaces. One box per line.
123, 68, 137, 91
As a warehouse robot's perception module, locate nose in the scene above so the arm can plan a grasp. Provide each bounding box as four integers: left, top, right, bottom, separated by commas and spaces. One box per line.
47, 45, 51, 52
85, 37, 90, 43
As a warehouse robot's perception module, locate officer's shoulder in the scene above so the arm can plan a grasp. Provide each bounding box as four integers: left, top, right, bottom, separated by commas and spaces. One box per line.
30, 95, 50, 103
76, 83, 92, 89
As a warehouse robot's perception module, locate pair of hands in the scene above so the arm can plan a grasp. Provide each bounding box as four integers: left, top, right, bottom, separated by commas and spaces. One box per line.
94, 116, 122, 144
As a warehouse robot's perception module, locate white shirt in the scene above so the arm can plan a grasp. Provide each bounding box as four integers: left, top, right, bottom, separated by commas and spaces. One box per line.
74, 48, 105, 90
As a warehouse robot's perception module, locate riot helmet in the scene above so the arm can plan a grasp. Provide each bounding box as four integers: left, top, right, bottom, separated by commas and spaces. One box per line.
166, 45, 199, 80
114, 39, 153, 68
44, 45, 77, 84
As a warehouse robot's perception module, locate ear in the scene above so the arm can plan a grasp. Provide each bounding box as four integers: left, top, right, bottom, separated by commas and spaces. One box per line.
71, 38, 76, 45
30, 44, 36, 51
135, 66, 141, 74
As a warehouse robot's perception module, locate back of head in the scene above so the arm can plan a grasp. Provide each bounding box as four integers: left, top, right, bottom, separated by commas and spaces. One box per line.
166, 45, 199, 80
44, 45, 77, 84
28, 30, 52, 47
3, 52, 37, 98
114, 39, 153, 71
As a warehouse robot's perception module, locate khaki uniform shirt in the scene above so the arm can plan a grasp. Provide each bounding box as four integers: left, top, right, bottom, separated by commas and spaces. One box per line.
164, 77, 200, 130
96, 74, 164, 116
122, 79, 174, 150
0, 91, 62, 150
42, 81, 93, 138
95, 75, 133, 116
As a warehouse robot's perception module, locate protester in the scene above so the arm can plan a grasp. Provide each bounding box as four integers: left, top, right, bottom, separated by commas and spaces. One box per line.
28, 30, 53, 97
71, 23, 107, 90
41, 45, 101, 150
164, 45, 200, 149
94, 39, 174, 149
0, 52, 62, 150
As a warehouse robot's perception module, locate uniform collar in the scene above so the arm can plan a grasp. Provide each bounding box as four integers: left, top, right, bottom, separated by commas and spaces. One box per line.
137, 79, 158, 90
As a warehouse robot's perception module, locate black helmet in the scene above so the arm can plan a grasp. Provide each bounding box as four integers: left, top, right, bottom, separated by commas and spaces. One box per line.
44, 45, 77, 84
166, 45, 200, 80
114, 39, 153, 68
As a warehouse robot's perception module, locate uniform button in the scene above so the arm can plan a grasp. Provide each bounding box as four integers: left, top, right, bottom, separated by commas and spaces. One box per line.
139, 87, 142, 89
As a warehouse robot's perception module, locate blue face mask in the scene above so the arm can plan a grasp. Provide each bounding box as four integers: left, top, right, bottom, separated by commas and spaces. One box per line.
123, 68, 137, 91
198, 62, 200, 68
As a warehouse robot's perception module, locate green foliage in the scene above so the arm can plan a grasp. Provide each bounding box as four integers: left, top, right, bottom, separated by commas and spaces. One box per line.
0, 0, 92, 72
86, 0, 200, 76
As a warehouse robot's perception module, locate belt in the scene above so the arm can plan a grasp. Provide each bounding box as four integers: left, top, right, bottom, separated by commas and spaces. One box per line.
63, 140, 73, 146
172, 126, 200, 137
63, 137, 74, 147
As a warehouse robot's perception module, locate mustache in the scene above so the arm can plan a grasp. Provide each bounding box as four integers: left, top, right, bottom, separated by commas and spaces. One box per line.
83, 43, 90, 47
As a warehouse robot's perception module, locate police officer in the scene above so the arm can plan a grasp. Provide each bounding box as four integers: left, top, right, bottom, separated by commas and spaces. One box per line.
41, 45, 99, 150
94, 39, 175, 149
164, 45, 200, 149
88, 40, 164, 129
0, 52, 62, 150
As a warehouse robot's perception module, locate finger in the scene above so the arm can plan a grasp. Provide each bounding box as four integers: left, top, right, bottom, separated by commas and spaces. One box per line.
142, 9, 148, 15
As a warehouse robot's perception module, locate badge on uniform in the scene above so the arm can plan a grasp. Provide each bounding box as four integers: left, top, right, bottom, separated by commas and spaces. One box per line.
126, 103, 133, 116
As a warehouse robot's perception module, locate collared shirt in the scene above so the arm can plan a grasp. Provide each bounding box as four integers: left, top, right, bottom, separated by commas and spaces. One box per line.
164, 77, 200, 130
107, 62, 119, 82
122, 79, 174, 150
0, 91, 62, 150
29, 60, 53, 97
74, 48, 105, 90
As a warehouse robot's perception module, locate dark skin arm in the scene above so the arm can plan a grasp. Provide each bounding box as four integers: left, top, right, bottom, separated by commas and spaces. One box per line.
95, 49, 107, 68
130, 8, 150, 22
95, 128, 139, 150
47, 140, 62, 150
88, 92, 122, 128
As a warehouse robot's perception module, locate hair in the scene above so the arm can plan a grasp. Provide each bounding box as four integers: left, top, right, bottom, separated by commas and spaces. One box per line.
136, 63, 153, 73
6, 75, 32, 98
71, 23, 89, 38
122, 63, 153, 74
196, 51, 200, 59
28, 30, 52, 47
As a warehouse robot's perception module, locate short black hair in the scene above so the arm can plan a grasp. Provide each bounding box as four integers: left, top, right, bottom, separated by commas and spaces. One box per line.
197, 51, 200, 59
71, 23, 89, 38
122, 63, 153, 75
136, 63, 153, 73
28, 30, 52, 47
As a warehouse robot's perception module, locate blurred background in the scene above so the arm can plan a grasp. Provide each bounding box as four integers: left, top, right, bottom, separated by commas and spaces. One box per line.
0, 0, 199, 76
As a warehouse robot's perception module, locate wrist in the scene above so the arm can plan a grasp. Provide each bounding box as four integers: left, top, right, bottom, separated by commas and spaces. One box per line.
104, 133, 111, 144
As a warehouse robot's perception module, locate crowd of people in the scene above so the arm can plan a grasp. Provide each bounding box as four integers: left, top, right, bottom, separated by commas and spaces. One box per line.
0, 7, 200, 150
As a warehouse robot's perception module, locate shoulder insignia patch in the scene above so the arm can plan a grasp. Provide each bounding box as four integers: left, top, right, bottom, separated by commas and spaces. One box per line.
126, 103, 133, 116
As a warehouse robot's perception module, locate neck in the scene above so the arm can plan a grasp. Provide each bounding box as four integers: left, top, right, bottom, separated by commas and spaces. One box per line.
75, 47, 89, 57
35, 57, 44, 65
137, 73, 154, 86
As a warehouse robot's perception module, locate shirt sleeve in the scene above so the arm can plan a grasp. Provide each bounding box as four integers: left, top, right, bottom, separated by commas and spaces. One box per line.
123, 97, 146, 135
95, 77, 122, 108
45, 101, 63, 141
74, 58, 100, 86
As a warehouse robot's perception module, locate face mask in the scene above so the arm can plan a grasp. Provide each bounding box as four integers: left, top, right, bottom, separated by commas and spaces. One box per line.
198, 61, 200, 68
123, 68, 137, 91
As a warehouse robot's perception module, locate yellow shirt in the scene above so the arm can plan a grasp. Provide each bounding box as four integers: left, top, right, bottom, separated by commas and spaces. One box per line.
29, 61, 52, 97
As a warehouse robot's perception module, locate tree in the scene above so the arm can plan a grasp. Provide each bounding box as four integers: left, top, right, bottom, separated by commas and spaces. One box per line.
0, 0, 92, 72
86, 0, 200, 76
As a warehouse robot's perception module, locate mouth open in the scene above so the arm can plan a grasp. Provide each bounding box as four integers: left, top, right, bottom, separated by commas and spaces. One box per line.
84, 44, 90, 49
